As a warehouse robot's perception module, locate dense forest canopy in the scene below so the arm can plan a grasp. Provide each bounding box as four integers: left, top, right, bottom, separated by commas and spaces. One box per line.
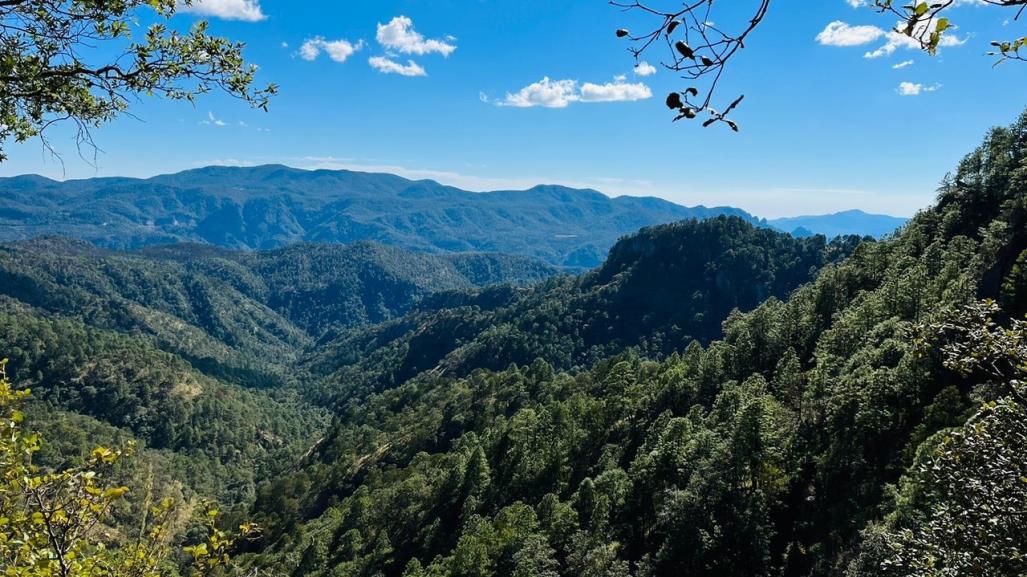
303, 217, 860, 404
0, 206, 860, 540
0, 239, 555, 510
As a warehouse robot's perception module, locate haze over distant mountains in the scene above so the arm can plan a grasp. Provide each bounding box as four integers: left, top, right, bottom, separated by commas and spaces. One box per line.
768, 209, 909, 239
0, 165, 906, 267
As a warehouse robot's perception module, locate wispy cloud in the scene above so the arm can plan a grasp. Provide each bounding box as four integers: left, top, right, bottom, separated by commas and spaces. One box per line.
199, 112, 271, 130
892, 59, 914, 69
368, 56, 427, 77
865, 21, 965, 58
177, 0, 265, 21
288, 156, 661, 197
299, 37, 364, 63
897, 81, 940, 95
201, 111, 226, 127
498, 76, 651, 108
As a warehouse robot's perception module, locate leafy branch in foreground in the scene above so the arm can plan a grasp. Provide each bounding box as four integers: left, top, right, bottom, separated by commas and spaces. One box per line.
865, 394, 1027, 577
612, 0, 1026, 130
860, 301, 1027, 577
929, 299, 1027, 403
0, 0, 277, 163
871, 1, 1027, 65
0, 358, 258, 577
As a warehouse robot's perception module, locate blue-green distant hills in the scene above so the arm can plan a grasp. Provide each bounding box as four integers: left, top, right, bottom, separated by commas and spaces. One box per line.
0, 165, 905, 266
768, 209, 908, 239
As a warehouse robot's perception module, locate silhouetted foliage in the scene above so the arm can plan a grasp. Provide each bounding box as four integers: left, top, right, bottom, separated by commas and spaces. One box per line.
612, 0, 1027, 128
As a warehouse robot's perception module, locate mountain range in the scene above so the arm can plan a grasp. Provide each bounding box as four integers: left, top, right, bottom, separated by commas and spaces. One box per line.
0, 165, 906, 267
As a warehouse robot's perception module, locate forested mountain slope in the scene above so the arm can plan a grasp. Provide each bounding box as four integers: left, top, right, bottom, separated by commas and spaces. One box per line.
0, 213, 847, 508
239, 115, 1027, 577
0, 212, 860, 540
134, 240, 556, 334
0, 238, 553, 383
0, 165, 763, 267
304, 217, 861, 402
0, 293, 324, 508
0, 239, 553, 506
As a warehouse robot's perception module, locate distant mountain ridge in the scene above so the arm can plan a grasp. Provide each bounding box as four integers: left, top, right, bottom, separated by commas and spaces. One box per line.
0, 165, 906, 266
768, 209, 907, 239
0, 165, 760, 267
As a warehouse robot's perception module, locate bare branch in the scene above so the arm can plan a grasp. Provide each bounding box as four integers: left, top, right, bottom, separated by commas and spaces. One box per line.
610, 0, 769, 130
612, 0, 1027, 131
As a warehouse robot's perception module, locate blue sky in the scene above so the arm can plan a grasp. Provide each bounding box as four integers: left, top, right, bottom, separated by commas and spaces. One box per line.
1, 0, 1024, 218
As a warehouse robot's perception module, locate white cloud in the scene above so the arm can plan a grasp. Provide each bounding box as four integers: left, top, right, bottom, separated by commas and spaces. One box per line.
817, 19, 966, 58
816, 21, 885, 46
299, 37, 364, 63
897, 81, 940, 95
368, 56, 427, 77
201, 111, 226, 126
634, 61, 657, 76
499, 76, 652, 108
298, 41, 319, 61
864, 20, 966, 58
892, 59, 914, 69
500, 77, 580, 108
376, 16, 456, 57
177, 0, 265, 21
579, 76, 652, 102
